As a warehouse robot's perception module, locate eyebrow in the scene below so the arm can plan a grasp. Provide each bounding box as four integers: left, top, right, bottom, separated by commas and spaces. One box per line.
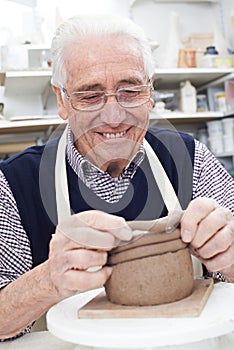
118, 78, 145, 85
75, 78, 146, 92
75, 83, 103, 91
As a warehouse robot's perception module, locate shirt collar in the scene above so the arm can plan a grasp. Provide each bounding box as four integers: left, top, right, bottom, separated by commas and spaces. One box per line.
66, 125, 145, 180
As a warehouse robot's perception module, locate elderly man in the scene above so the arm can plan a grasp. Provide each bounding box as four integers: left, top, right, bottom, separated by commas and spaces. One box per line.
0, 15, 234, 340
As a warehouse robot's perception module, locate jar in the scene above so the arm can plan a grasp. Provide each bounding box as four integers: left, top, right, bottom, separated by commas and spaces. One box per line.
199, 46, 219, 68
197, 94, 208, 112
215, 92, 227, 113
105, 228, 194, 306
179, 80, 197, 114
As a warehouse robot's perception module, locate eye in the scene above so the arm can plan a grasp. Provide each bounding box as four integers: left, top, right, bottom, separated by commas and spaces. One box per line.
73, 92, 103, 104
119, 87, 143, 100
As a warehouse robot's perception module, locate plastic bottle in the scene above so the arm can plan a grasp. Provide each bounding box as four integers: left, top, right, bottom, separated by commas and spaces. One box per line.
40, 50, 48, 69
160, 12, 184, 68
215, 92, 227, 112
179, 80, 197, 114
231, 13, 234, 49
0, 102, 4, 120
199, 46, 218, 68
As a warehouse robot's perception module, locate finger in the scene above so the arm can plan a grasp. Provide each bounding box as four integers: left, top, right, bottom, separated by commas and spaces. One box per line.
78, 210, 132, 240
181, 197, 219, 242
167, 210, 184, 231
57, 226, 118, 249
191, 207, 233, 248
200, 246, 234, 273
62, 249, 108, 271
57, 211, 132, 242
61, 266, 112, 292
195, 225, 234, 259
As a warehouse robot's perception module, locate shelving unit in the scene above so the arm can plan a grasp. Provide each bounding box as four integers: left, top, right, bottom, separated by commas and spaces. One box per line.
153, 68, 234, 124
0, 66, 233, 159
0, 117, 64, 135
4, 70, 52, 94
0, 117, 66, 156
0, 67, 62, 155
1, 67, 233, 117
154, 68, 234, 90
150, 110, 223, 123
129, 0, 218, 5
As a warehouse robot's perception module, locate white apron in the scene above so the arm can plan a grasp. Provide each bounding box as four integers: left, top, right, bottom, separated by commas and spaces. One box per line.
54, 127, 201, 276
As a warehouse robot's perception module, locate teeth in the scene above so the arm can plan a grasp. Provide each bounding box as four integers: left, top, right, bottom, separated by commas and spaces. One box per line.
103, 131, 126, 139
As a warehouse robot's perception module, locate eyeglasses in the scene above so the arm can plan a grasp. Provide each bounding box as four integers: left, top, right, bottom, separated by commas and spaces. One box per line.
61, 82, 153, 112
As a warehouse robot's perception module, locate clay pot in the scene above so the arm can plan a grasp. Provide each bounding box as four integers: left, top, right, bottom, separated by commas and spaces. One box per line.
105, 229, 194, 306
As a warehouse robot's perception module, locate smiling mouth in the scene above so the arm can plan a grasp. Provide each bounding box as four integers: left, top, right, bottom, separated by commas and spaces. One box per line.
101, 130, 127, 139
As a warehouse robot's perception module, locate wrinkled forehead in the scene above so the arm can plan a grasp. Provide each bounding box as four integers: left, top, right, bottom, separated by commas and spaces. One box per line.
62, 33, 146, 86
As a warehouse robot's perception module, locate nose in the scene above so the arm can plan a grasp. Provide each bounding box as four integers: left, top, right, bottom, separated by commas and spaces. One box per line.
99, 96, 126, 126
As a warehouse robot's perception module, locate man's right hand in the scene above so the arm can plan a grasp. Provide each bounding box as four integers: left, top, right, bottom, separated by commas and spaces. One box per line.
48, 210, 132, 299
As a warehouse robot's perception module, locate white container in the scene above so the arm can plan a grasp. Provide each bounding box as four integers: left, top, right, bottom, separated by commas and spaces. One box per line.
223, 135, 233, 153
199, 54, 215, 68
215, 92, 227, 113
209, 135, 223, 154
199, 55, 233, 69
179, 80, 197, 114
206, 120, 223, 138
222, 118, 234, 137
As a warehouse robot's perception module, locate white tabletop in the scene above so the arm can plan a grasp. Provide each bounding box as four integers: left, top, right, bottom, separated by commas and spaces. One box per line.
46, 282, 234, 349
0, 331, 75, 350
2, 283, 234, 350
1, 330, 234, 350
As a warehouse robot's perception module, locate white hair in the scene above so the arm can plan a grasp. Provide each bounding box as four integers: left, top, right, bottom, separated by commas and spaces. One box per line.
50, 14, 155, 87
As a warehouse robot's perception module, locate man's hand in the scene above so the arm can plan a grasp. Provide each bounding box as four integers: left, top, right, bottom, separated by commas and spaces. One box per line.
48, 210, 132, 299
180, 197, 234, 282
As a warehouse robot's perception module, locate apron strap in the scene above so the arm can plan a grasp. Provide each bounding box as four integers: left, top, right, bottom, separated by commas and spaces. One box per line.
55, 125, 71, 222
55, 128, 182, 222
54, 130, 202, 276
143, 139, 182, 212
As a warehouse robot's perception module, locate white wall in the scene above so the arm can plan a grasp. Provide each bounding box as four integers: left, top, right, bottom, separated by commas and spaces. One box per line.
222, 0, 234, 47
0, 0, 234, 118
0, 0, 130, 47
0, 0, 233, 51
130, 0, 234, 68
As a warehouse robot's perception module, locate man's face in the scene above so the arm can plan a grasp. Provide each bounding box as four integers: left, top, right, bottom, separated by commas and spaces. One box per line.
55, 34, 153, 177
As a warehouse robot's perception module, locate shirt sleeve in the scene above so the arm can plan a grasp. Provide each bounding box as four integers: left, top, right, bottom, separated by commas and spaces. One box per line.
193, 141, 234, 282
0, 170, 32, 289
0, 170, 33, 340
193, 140, 234, 214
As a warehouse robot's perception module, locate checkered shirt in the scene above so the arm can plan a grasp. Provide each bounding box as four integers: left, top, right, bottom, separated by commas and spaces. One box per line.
1, 129, 234, 339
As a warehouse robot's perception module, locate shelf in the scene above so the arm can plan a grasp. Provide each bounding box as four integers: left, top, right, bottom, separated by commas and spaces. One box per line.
154, 68, 234, 90
0, 141, 36, 155
130, 0, 218, 5
215, 151, 234, 157
162, 0, 217, 1
0, 117, 65, 134
2, 68, 234, 94
4, 70, 52, 94
224, 110, 234, 117
150, 110, 225, 123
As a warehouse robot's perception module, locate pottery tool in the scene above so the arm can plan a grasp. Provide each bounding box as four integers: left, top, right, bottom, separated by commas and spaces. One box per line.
127, 210, 184, 238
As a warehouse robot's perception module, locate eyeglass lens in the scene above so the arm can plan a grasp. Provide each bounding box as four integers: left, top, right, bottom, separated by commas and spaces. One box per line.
69, 85, 152, 111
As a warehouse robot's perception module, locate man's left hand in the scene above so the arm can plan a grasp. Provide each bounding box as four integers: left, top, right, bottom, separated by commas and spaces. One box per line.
181, 197, 234, 282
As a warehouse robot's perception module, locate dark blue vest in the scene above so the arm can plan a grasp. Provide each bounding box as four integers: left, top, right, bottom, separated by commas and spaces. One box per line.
0, 128, 194, 267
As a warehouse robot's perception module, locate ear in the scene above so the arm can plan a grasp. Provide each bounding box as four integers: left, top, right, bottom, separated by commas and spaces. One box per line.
52, 85, 69, 120
148, 74, 155, 110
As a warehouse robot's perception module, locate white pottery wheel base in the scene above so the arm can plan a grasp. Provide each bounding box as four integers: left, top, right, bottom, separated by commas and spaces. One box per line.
47, 282, 234, 349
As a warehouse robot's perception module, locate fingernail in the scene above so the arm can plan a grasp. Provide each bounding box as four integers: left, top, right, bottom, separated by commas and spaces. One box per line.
106, 266, 113, 277
118, 227, 132, 240
182, 229, 192, 242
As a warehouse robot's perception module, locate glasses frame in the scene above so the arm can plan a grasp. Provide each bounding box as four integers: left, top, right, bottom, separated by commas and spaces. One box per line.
61, 80, 153, 112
